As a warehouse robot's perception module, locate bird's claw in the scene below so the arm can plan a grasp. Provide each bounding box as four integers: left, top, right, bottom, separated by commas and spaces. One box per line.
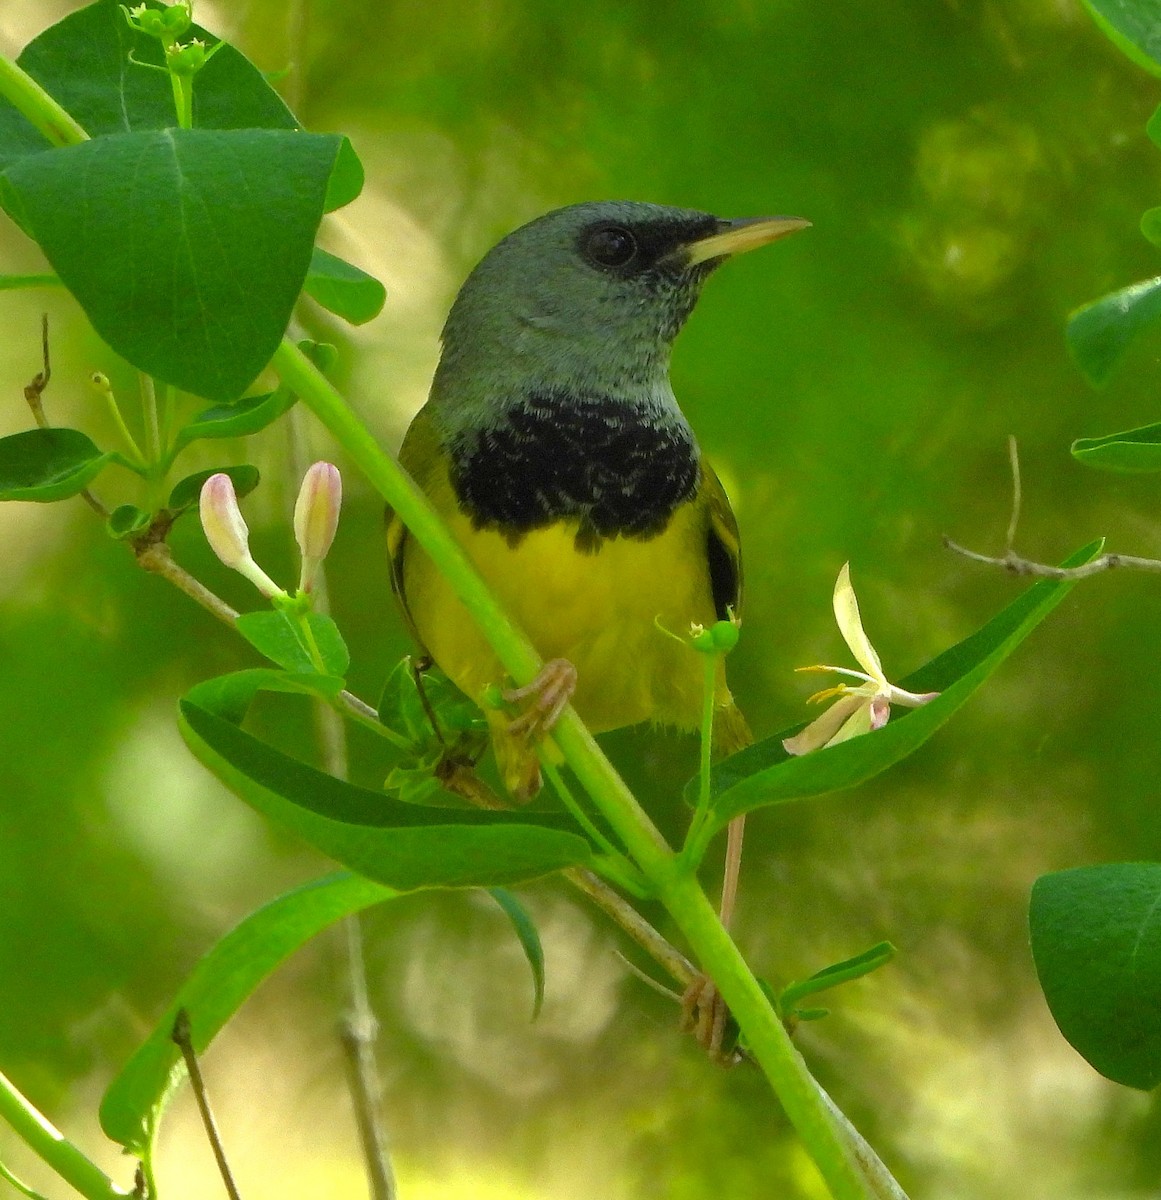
679, 974, 743, 1067
504, 658, 578, 740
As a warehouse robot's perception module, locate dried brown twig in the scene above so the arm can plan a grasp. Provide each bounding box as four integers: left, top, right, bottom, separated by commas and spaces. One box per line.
943, 436, 1161, 579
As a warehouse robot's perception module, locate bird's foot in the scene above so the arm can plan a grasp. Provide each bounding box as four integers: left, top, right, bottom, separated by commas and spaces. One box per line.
503, 658, 578, 740
679, 974, 743, 1067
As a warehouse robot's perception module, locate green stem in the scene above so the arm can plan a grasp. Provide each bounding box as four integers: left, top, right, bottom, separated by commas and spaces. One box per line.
685, 651, 718, 855
170, 71, 193, 130
0, 56, 885, 1200
271, 337, 873, 1200
0, 57, 88, 147
0, 1070, 127, 1200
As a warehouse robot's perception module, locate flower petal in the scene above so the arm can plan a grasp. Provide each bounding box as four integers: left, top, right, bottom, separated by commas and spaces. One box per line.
833, 562, 885, 683
869, 693, 891, 730
827, 697, 875, 746
783, 692, 868, 756
886, 685, 940, 708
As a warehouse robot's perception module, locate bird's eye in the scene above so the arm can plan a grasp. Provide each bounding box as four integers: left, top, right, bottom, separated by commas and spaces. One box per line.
583, 225, 638, 269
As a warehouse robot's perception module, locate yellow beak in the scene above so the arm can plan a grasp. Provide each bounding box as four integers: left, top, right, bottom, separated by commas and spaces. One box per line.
682, 214, 812, 267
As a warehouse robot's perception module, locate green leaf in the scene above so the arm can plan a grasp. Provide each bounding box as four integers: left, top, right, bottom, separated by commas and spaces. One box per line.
1066, 276, 1161, 386
699, 542, 1101, 832
1082, 0, 1161, 76
1071, 422, 1161, 472
779, 942, 895, 1013
170, 389, 297, 455
167, 465, 259, 514
304, 247, 386, 325
488, 888, 546, 1019
0, 128, 344, 402
0, 428, 114, 501
106, 504, 151, 539
1030, 863, 1161, 1091
323, 138, 365, 213
99, 871, 395, 1153
235, 610, 351, 677
178, 673, 592, 889
0, 0, 300, 172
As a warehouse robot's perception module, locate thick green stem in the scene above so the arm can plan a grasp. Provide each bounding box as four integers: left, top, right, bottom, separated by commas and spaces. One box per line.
271, 338, 872, 1200
0, 54, 886, 1200
0, 57, 88, 147
0, 1070, 127, 1200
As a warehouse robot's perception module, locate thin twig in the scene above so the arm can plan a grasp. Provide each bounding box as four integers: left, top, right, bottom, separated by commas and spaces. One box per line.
1004, 434, 1021, 554
942, 537, 1161, 578
171, 1010, 242, 1200
287, 404, 397, 1200
944, 435, 1161, 579
21, 318, 109, 517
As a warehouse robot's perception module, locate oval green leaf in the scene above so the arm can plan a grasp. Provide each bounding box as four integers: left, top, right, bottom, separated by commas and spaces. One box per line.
1066, 276, 1161, 387
99, 871, 396, 1153
1030, 863, 1161, 1091
0, 427, 113, 501
0, 0, 300, 171
167, 465, 260, 514
1081, 0, 1161, 76
700, 542, 1100, 831
305, 247, 387, 325
1, 128, 343, 401
1071, 422, 1161, 472
170, 389, 296, 455
235, 610, 351, 677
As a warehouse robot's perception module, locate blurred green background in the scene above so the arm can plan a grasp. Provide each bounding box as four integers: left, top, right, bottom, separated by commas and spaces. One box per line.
1, 0, 1160, 1196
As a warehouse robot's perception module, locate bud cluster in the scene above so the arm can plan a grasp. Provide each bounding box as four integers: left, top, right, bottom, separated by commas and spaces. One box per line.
199, 463, 343, 602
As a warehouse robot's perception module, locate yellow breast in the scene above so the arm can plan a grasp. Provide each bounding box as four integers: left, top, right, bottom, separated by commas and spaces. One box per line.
401, 466, 724, 735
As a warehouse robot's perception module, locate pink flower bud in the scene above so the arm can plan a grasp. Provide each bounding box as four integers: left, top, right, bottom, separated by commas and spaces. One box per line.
199, 473, 284, 599
294, 461, 342, 592
200, 473, 250, 569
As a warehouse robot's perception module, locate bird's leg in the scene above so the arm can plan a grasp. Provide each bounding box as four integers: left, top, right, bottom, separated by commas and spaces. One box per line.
503, 657, 578, 739
679, 813, 747, 1065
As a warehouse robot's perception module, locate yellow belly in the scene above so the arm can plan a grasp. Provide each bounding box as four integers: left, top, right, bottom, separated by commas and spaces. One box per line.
402, 492, 725, 734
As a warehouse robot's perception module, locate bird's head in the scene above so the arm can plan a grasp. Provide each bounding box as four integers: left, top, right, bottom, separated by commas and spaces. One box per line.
430, 200, 809, 426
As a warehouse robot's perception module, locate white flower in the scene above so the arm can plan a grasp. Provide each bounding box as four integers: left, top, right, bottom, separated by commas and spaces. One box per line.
782, 563, 938, 756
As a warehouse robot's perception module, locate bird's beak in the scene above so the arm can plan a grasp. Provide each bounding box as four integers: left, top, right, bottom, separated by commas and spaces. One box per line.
681, 215, 812, 267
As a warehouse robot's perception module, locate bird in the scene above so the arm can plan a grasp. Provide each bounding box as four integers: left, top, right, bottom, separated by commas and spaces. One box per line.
386, 199, 807, 807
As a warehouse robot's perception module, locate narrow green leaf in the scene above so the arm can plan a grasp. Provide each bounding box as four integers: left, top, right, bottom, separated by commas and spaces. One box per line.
99, 871, 395, 1153
235, 610, 350, 677
700, 542, 1100, 831
167, 465, 260, 514
0, 428, 113, 501
178, 674, 591, 889
0, 0, 300, 172
304, 247, 386, 325
779, 942, 895, 1012
488, 888, 546, 1020
1030, 863, 1161, 1091
1081, 0, 1161, 76
1, 128, 343, 401
1066, 276, 1161, 386
171, 389, 296, 455
1071, 422, 1161, 472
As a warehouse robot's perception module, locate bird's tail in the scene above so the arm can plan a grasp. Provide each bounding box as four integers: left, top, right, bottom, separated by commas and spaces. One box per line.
712, 697, 753, 758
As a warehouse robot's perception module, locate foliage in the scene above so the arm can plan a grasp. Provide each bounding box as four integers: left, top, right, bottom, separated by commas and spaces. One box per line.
0, 0, 1158, 1197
